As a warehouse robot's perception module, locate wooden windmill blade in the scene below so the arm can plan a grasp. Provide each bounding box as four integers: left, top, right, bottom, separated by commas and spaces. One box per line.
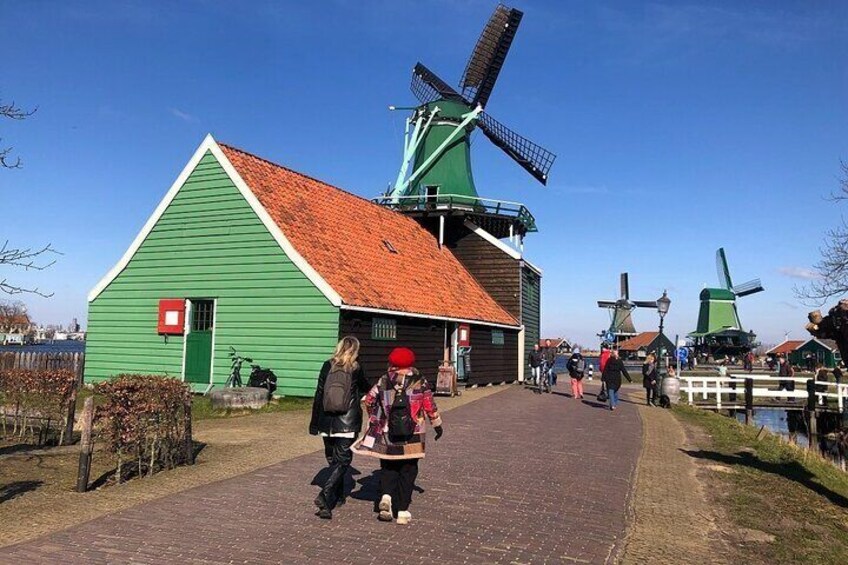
633, 300, 659, 308
716, 247, 734, 290
478, 112, 556, 185
597, 300, 617, 308
459, 4, 524, 109
733, 278, 765, 297
410, 63, 467, 105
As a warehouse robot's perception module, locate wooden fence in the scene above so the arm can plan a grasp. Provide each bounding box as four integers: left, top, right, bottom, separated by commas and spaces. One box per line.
0, 351, 86, 385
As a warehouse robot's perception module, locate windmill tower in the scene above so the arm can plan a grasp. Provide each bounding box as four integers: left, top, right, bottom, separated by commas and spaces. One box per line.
381, 3, 555, 245
378, 3, 555, 378
597, 273, 658, 344
690, 247, 764, 359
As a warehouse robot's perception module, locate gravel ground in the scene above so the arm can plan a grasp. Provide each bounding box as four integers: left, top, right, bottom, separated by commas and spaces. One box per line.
0, 383, 506, 548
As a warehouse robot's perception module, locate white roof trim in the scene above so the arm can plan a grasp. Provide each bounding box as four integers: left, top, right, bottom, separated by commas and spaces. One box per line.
802, 337, 837, 352
340, 304, 521, 330
462, 220, 543, 275
88, 134, 343, 307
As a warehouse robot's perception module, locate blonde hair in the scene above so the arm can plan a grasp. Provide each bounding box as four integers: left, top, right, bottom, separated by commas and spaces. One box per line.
332, 336, 360, 371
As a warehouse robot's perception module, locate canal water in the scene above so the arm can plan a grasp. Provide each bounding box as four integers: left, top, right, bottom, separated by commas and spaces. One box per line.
0, 340, 85, 353
734, 409, 811, 448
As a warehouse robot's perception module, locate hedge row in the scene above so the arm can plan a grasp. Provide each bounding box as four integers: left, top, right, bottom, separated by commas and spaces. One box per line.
0, 368, 77, 445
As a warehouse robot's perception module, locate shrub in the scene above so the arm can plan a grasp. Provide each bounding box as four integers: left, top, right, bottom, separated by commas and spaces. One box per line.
95, 374, 192, 482
0, 368, 77, 445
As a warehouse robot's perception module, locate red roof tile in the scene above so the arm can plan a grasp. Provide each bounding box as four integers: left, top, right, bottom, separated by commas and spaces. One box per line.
616, 332, 660, 351
220, 144, 518, 327
767, 340, 804, 355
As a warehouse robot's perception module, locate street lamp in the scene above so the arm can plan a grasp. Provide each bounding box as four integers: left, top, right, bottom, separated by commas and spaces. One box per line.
657, 290, 671, 374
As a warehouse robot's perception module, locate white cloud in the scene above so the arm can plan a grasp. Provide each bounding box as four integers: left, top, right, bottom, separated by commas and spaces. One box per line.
777, 266, 822, 280
169, 108, 198, 123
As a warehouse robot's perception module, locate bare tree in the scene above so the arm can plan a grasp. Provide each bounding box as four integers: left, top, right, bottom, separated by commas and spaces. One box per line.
796, 162, 848, 304
1, 99, 36, 169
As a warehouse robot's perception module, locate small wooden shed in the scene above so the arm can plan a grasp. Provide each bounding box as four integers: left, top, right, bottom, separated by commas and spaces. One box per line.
792, 338, 841, 369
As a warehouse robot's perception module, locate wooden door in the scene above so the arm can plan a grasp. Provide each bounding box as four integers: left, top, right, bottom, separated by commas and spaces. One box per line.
185, 299, 214, 384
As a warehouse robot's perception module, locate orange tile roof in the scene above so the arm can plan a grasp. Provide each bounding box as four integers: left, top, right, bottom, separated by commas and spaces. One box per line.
767, 340, 804, 355
220, 144, 519, 327
616, 332, 661, 351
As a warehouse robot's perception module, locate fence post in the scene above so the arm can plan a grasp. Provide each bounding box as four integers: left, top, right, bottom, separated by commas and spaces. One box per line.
687, 378, 693, 405
183, 397, 194, 466
745, 378, 753, 425
730, 379, 737, 403
63, 386, 77, 445
806, 379, 818, 451
716, 379, 722, 410
76, 397, 95, 492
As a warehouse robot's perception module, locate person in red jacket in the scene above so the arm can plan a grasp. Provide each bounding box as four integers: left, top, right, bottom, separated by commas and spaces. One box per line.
599, 344, 612, 373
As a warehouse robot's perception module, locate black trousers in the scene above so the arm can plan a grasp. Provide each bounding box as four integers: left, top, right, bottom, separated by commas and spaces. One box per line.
645, 385, 656, 405
321, 436, 354, 508
380, 459, 419, 514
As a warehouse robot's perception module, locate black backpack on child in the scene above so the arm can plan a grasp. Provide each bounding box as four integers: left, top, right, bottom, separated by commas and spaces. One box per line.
388, 379, 416, 442
322, 364, 353, 414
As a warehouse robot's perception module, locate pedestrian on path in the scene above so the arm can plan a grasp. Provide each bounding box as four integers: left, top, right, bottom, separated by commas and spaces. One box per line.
352, 347, 443, 525
601, 349, 632, 411
566, 348, 586, 399
309, 336, 370, 520
599, 344, 611, 373
529, 344, 544, 389
642, 353, 658, 406
544, 339, 558, 386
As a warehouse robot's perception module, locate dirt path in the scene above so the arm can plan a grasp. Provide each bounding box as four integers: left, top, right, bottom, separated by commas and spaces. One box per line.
620, 388, 737, 564
0, 384, 505, 548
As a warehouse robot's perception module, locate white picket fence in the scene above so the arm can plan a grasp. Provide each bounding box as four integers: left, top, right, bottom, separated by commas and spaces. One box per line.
681, 373, 848, 412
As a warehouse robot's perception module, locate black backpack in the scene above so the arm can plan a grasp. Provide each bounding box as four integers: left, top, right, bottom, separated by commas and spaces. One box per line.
322, 364, 353, 414
388, 379, 416, 442
575, 357, 586, 375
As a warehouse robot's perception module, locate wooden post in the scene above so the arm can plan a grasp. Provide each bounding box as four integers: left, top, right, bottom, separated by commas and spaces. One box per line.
729, 379, 737, 403
182, 397, 194, 466
76, 397, 95, 493
744, 378, 753, 426
806, 379, 818, 451
63, 386, 78, 446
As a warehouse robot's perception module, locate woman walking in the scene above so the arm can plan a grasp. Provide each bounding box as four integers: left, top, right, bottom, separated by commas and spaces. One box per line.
601, 349, 632, 411
309, 336, 369, 520
642, 353, 658, 406
352, 347, 443, 525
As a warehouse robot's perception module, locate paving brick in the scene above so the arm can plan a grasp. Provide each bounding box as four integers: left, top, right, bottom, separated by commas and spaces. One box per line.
0, 385, 641, 564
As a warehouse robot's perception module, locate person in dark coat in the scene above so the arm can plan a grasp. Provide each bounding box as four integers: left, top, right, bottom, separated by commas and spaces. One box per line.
642, 353, 658, 406
834, 362, 844, 385
528, 344, 544, 389
566, 348, 586, 399
309, 336, 369, 519
543, 339, 558, 386
601, 349, 632, 411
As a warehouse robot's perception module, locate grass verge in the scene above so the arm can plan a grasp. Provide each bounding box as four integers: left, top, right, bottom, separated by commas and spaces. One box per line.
673, 403, 848, 564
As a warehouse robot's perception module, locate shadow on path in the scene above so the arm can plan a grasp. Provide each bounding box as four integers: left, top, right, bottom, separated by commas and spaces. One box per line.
1, 480, 44, 503
680, 448, 848, 508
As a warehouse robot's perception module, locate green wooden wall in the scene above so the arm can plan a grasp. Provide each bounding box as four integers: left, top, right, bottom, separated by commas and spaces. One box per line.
85, 151, 339, 396
521, 265, 541, 360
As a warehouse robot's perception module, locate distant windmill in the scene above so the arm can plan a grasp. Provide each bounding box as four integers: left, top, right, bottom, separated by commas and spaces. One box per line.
597, 273, 657, 342
690, 247, 764, 358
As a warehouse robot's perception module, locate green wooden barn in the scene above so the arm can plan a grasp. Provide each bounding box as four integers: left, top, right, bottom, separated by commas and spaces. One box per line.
86, 136, 534, 396
792, 338, 841, 369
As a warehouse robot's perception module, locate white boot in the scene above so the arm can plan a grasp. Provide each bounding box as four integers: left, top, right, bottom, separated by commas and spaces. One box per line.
378, 495, 393, 522
396, 510, 412, 525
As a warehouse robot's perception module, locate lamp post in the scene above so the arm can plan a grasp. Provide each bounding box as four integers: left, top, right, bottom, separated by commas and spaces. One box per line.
657, 290, 671, 375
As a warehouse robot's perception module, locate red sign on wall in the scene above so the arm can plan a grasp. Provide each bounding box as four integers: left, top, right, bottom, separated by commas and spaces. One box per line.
458, 324, 471, 347
157, 299, 186, 335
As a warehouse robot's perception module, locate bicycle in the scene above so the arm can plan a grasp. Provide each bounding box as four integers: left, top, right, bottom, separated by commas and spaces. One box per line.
537, 360, 551, 394
226, 346, 253, 388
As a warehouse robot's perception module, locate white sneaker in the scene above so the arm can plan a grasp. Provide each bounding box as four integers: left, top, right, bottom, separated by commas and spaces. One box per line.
378, 495, 393, 522
396, 510, 412, 525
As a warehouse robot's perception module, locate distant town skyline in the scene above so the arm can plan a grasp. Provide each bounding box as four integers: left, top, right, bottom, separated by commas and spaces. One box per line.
3, 1, 847, 346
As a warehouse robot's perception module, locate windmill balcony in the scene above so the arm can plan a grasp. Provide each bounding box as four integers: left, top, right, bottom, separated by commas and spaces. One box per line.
374, 193, 537, 239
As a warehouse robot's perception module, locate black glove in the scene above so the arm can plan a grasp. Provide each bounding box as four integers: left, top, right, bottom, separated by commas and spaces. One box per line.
434, 426, 444, 441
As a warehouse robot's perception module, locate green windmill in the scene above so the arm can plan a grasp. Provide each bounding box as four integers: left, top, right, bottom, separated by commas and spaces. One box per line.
690, 247, 764, 359
382, 3, 555, 241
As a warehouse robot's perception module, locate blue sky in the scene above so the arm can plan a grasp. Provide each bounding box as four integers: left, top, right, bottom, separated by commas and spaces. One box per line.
2, 1, 847, 346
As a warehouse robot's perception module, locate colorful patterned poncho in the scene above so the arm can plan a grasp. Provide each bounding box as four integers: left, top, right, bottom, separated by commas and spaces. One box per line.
351, 369, 442, 460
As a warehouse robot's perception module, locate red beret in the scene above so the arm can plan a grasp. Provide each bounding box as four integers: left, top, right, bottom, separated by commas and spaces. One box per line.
388, 347, 416, 369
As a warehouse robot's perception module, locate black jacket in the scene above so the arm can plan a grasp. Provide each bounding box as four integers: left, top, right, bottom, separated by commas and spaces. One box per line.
543, 347, 557, 366
566, 353, 584, 378
309, 360, 369, 436
602, 358, 632, 391
641, 362, 657, 389
529, 350, 544, 368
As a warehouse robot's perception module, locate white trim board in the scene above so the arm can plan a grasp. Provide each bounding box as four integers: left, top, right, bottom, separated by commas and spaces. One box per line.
462, 220, 543, 275
87, 134, 343, 307
340, 304, 521, 330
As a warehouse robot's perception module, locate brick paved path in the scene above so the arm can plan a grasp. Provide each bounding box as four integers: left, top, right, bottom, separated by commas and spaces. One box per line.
1, 385, 641, 564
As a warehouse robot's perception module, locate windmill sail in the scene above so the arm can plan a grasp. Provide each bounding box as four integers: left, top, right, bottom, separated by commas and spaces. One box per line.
460, 4, 523, 108
732, 278, 764, 297
620, 273, 630, 300
716, 247, 733, 290
411, 63, 466, 105
478, 113, 556, 185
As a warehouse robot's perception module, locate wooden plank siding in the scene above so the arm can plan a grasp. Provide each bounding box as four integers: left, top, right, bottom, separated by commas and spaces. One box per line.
85, 151, 339, 397
468, 326, 520, 386
521, 266, 541, 363
449, 229, 521, 319
338, 311, 445, 386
